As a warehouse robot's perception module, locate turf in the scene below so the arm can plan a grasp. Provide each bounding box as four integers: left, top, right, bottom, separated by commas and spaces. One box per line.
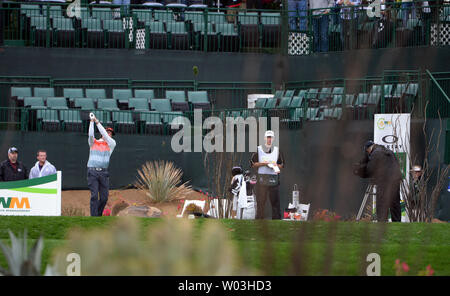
0, 216, 448, 276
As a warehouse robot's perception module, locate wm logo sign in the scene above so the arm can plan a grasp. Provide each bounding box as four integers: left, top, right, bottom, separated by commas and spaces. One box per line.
0, 197, 31, 209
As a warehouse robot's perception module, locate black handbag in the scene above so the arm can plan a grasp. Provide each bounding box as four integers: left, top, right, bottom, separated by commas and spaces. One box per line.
258, 174, 279, 187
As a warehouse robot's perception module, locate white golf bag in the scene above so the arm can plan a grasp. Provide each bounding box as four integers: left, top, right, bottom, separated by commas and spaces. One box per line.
231, 171, 256, 220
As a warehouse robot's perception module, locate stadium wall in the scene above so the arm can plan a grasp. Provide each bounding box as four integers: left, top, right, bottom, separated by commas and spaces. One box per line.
0, 46, 450, 83
1, 118, 446, 219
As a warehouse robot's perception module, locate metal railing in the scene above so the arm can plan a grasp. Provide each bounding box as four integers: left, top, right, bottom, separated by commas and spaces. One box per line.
1, 1, 449, 53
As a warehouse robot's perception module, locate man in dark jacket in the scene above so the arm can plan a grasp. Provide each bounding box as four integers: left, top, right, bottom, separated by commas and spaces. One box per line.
0, 147, 28, 182
354, 140, 402, 222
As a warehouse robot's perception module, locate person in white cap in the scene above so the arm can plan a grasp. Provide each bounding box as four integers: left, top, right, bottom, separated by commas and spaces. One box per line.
250, 130, 285, 219
29, 150, 57, 179
0, 147, 28, 181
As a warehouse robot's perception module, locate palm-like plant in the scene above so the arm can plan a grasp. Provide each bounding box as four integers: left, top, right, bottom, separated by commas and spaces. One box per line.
134, 161, 193, 203
0, 230, 47, 276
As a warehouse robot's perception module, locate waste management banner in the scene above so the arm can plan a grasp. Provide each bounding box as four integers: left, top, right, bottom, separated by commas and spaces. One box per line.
0, 172, 61, 216
374, 114, 410, 222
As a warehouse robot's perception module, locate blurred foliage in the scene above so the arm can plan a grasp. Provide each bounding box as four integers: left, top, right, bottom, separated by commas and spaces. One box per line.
50, 217, 254, 276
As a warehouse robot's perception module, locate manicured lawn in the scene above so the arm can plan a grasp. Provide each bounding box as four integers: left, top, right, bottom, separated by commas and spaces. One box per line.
0, 217, 448, 276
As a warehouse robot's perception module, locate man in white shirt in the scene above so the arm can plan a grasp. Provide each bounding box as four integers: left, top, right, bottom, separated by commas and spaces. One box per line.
250, 130, 285, 219
29, 150, 57, 179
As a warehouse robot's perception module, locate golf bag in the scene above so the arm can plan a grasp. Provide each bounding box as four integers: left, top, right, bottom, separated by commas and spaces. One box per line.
230, 167, 257, 220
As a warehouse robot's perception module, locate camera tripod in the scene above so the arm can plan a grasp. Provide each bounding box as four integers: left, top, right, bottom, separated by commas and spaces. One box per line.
357, 184, 376, 221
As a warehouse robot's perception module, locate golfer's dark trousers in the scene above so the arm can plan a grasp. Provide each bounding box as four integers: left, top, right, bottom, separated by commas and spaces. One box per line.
87, 167, 109, 216
255, 183, 281, 220
376, 181, 401, 222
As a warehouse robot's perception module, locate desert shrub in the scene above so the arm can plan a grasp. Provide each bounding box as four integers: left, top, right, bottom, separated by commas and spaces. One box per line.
134, 161, 194, 203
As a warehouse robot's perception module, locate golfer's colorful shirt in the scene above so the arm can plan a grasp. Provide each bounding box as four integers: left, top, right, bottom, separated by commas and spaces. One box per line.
87, 122, 116, 169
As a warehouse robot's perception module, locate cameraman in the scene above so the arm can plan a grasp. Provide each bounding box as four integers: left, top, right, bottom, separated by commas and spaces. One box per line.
354, 140, 402, 222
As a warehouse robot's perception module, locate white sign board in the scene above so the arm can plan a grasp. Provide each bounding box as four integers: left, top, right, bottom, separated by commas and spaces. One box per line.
0, 172, 61, 216
374, 114, 410, 222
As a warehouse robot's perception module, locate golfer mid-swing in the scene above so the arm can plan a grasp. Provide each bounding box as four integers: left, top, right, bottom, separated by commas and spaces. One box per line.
87, 113, 116, 216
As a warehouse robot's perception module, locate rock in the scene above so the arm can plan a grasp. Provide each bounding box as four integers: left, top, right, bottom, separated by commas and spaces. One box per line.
116, 205, 162, 218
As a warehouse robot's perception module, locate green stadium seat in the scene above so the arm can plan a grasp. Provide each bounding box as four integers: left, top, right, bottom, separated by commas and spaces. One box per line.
11, 87, 32, 98
34, 87, 55, 99
140, 111, 163, 134
261, 12, 280, 25
59, 109, 83, 132
254, 98, 267, 108
103, 19, 126, 48
134, 89, 155, 100
306, 107, 319, 120
208, 12, 227, 24
331, 87, 344, 96
82, 18, 103, 31
74, 98, 95, 110
151, 99, 172, 112
43, 5, 63, 18
37, 109, 59, 131
64, 88, 84, 100
21, 4, 41, 17
24, 96, 46, 109
343, 94, 355, 106
166, 90, 189, 111
187, 91, 208, 103
318, 87, 332, 102
284, 89, 295, 99
166, 90, 186, 102
98, 99, 119, 111
11, 87, 32, 106
46, 97, 69, 109
185, 11, 203, 24
113, 89, 133, 100
238, 12, 259, 25
297, 89, 308, 98
277, 97, 292, 108
154, 10, 174, 23
265, 98, 277, 108
92, 8, 113, 21
273, 90, 284, 99
94, 110, 112, 124
187, 91, 211, 110
354, 93, 369, 106
162, 111, 185, 125
128, 98, 150, 111
85, 89, 106, 100
289, 96, 304, 108
322, 107, 342, 120
133, 9, 153, 23
330, 94, 343, 107
391, 83, 408, 99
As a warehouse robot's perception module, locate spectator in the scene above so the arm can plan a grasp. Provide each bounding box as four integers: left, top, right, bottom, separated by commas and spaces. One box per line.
29, 150, 57, 179
288, 0, 308, 31
0, 147, 28, 182
113, 0, 130, 16
336, 0, 361, 51
401, 0, 416, 28
309, 0, 334, 52
247, 0, 263, 9
354, 141, 403, 222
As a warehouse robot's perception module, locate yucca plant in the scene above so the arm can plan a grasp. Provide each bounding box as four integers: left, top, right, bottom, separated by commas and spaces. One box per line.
0, 230, 48, 276
134, 160, 194, 203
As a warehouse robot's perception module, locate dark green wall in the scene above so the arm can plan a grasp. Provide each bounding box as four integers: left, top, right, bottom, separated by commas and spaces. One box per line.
0, 46, 449, 84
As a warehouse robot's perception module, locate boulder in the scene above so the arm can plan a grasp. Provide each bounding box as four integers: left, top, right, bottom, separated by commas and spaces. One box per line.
116, 205, 162, 218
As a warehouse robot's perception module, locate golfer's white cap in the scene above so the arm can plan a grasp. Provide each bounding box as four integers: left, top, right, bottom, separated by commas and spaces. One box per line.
265, 130, 275, 138
412, 165, 422, 172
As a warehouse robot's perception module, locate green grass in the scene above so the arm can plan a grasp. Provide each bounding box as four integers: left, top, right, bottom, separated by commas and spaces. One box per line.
0, 217, 449, 276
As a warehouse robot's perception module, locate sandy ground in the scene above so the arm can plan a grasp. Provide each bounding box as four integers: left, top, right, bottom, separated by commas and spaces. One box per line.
62, 189, 209, 217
